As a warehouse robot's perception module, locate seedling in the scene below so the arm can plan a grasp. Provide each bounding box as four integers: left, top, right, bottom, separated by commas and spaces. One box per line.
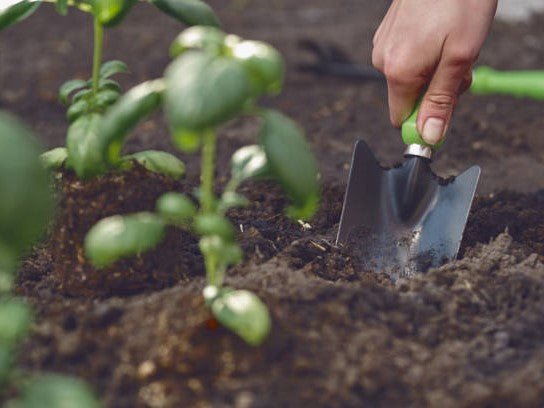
84, 26, 321, 345
0, 112, 100, 407
1, 0, 220, 180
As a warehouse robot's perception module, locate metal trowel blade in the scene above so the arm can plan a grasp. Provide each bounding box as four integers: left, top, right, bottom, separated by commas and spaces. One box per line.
336, 139, 480, 280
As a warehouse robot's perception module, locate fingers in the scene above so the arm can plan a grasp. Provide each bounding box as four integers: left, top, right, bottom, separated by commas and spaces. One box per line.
417, 47, 476, 144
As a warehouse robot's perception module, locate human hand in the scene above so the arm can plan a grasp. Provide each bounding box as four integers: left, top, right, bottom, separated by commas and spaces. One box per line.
372, 0, 497, 145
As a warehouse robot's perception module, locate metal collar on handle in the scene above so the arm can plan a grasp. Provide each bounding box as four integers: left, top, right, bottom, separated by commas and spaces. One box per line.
404, 144, 432, 160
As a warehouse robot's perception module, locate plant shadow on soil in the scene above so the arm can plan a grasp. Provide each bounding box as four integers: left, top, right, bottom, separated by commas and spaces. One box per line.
10, 165, 544, 407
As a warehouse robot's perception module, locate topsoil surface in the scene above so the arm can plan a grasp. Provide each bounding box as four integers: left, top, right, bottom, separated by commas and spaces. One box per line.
2, 1, 544, 407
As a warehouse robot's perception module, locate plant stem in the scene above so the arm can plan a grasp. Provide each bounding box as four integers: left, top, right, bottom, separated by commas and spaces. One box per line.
200, 130, 217, 213
92, 17, 104, 96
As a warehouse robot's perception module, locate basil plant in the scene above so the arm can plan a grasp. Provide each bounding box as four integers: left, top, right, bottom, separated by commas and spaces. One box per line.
84, 27, 321, 346
1, 0, 219, 180
0, 113, 100, 408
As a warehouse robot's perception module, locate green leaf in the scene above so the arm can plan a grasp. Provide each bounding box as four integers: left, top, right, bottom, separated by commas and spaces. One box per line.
93, 0, 137, 26
19, 375, 101, 408
228, 40, 284, 96
260, 110, 319, 220
122, 150, 186, 180
94, 88, 121, 110
0, 344, 13, 385
99, 80, 164, 164
149, 0, 220, 27
165, 51, 250, 131
55, 0, 68, 15
156, 192, 196, 225
0, 298, 31, 344
219, 192, 249, 212
99, 60, 129, 79
199, 235, 242, 267
72, 88, 93, 104
0, 1, 41, 31
170, 26, 225, 58
211, 289, 271, 346
40, 147, 68, 170
66, 114, 107, 179
194, 214, 236, 241
85, 212, 165, 268
0, 112, 53, 258
67, 99, 90, 123
231, 144, 269, 182
172, 128, 201, 153
99, 78, 122, 93
59, 79, 87, 105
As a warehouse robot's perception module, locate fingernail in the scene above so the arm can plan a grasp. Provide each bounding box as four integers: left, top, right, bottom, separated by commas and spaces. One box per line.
422, 118, 445, 145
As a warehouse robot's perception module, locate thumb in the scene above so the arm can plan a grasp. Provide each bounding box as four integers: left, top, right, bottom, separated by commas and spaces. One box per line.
417, 53, 473, 145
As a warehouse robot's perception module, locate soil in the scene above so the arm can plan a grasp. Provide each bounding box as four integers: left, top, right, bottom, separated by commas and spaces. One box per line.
3, 1, 544, 407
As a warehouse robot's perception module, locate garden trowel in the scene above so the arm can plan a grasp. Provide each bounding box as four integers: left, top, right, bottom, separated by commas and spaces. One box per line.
336, 107, 480, 280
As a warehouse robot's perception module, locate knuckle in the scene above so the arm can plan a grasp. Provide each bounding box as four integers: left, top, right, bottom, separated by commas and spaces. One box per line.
445, 47, 477, 67
382, 52, 420, 86
425, 92, 456, 110
371, 48, 382, 69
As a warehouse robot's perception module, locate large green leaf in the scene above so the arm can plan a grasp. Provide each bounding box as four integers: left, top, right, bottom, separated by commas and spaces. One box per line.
122, 150, 186, 180
85, 212, 165, 268
99, 80, 164, 164
149, 0, 220, 27
66, 114, 107, 179
211, 289, 271, 346
40, 147, 68, 170
0, 298, 31, 344
260, 110, 320, 220
165, 51, 250, 132
0, 1, 41, 31
93, 0, 136, 26
17, 375, 101, 408
0, 112, 53, 261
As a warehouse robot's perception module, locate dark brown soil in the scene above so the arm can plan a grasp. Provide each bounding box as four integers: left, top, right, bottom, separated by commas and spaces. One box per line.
3, 0, 544, 407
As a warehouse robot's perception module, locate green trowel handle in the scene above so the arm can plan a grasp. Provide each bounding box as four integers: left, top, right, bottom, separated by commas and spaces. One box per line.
471, 66, 544, 100
401, 103, 445, 150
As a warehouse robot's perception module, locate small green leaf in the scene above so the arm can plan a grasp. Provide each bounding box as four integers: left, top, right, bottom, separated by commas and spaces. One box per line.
211, 289, 271, 346
0, 1, 41, 31
0, 112, 53, 258
219, 192, 249, 212
172, 128, 201, 153
99, 78, 122, 93
170, 26, 225, 57
123, 150, 186, 180
165, 51, 250, 131
156, 192, 196, 225
99, 60, 130, 79
66, 114, 107, 179
59, 79, 87, 105
99, 80, 164, 164
228, 40, 284, 96
149, 0, 220, 27
19, 375, 101, 408
85, 213, 165, 268
40, 147, 68, 170
0, 298, 31, 344
94, 89, 121, 110
231, 145, 269, 182
72, 88, 93, 104
199, 235, 242, 267
67, 99, 90, 123
194, 214, 236, 240
93, 0, 137, 26
260, 110, 319, 220
55, 0, 68, 15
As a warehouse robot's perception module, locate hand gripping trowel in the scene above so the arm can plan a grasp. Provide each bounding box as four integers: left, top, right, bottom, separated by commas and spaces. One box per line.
336, 106, 480, 280
336, 66, 544, 279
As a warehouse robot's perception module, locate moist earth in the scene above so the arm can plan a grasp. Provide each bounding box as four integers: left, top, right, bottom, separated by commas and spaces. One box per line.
2, 1, 544, 407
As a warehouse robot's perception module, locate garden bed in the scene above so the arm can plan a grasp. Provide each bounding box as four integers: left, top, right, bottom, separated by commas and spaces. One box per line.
3, 0, 544, 407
